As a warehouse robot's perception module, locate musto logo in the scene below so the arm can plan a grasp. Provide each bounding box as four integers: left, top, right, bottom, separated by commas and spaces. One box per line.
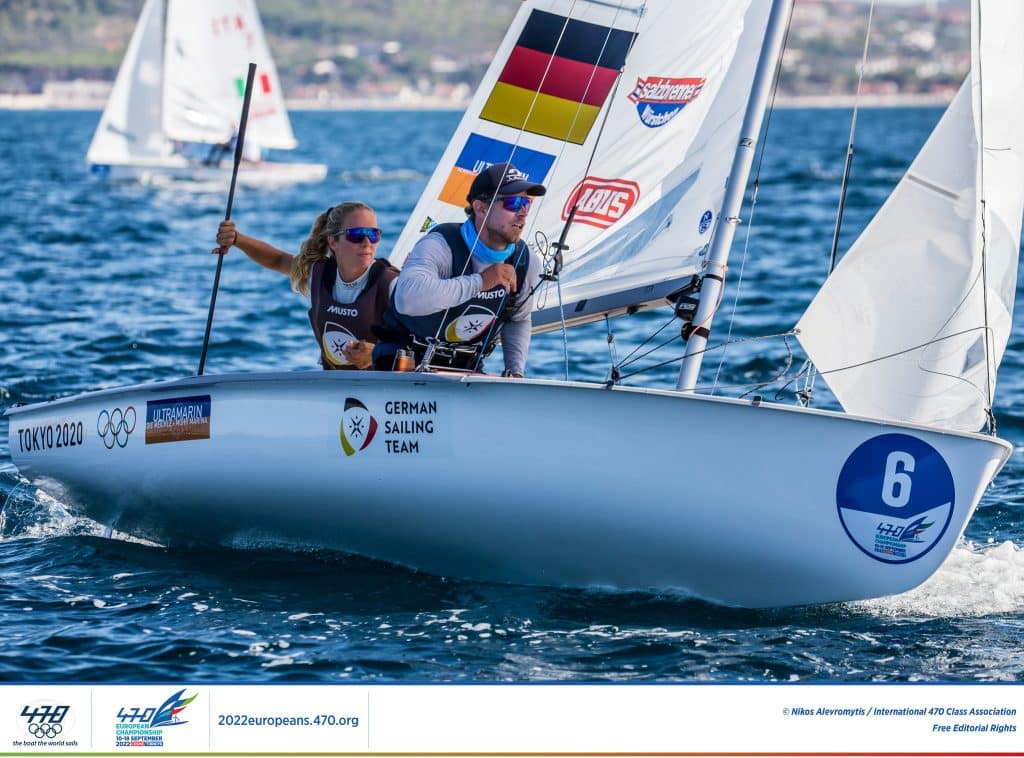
340, 397, 378, 456
97, 406, 136, 449
627, 76, 705, 127
836, 433, 955, 564
562, 176, 640, 229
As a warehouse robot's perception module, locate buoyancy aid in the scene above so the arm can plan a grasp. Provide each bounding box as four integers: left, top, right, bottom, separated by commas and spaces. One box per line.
308, 257, 398, 370
380, 223, 530, 370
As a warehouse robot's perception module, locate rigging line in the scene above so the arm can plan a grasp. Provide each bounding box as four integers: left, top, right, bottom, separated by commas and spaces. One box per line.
425, 3, 582, 349
711, 5, 796, 394
827, 0, 875, 277
975, 3, 995, 433
616, 330, 798, 382
603, 314, 618, 384
804, 0, 876, 400
615, 311, 680, 369
738, 334, 796, 399
535, 2, 646, 313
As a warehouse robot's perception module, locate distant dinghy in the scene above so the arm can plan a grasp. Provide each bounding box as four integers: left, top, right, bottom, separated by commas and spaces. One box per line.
85, 0, 327, 186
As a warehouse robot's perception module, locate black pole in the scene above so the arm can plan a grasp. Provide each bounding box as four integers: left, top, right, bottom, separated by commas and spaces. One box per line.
198, 62, 257, 376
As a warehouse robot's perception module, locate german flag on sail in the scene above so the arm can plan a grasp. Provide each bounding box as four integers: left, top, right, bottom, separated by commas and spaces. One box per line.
480, 10, 636, 145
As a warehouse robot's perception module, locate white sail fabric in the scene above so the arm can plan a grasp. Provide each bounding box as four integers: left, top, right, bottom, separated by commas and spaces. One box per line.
392, 0, 769, 330
797, 0, 1024, 432
162, 0, 297, 149
86, 0, 168, 164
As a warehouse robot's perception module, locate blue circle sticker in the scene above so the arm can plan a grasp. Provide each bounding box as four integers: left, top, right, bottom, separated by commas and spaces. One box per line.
698, 210, 713, 234
836, 434, 955, 564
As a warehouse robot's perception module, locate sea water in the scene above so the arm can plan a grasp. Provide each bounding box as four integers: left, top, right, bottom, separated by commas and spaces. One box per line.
0, 108, 1022, 682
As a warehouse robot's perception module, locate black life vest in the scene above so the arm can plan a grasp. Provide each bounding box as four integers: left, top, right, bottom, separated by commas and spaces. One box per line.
380, 223, 529, 369
308, 257, 398, 370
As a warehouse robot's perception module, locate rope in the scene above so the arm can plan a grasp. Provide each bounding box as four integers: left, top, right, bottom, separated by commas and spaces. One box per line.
804, 0, 875, 402
711, 6, 795, 394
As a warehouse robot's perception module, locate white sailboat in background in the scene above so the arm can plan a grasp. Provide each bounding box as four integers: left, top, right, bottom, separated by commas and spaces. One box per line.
7, 0, 1023, 608
85, 0, 327, 185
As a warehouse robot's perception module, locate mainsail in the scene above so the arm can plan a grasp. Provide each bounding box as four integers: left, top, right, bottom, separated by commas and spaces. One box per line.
391, 0, 771, 330
797, 0, 1024, 432
85, 0, 167, 164
162, 0, 297, 150
87, 0, 298, 167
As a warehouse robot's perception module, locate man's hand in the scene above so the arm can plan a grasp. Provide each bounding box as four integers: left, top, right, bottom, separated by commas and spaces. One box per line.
343, 339, 375, 369
480, 263, 517, 293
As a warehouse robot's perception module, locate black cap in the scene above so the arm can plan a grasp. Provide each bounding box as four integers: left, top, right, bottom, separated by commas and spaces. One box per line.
467, 162, 547, 202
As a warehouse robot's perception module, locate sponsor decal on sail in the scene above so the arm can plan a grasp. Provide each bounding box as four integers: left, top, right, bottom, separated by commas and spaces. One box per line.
438, 133, 554, 208
562, 177, 640, 229
479, 10, 637, 145
340, 397, 378, 456
145, 396, 211, 445
627, 76, 706, 127
699, 209, 714, 235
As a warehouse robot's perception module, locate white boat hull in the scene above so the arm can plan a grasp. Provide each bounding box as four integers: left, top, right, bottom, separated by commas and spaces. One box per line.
87, 158, 328, 186
4, 371, 1011, 608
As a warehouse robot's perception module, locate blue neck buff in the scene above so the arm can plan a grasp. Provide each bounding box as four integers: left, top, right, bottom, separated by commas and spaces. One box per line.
461, 218, 514, 265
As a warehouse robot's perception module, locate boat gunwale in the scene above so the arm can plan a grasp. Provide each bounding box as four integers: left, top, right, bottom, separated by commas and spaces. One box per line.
4, 369, 1012, 456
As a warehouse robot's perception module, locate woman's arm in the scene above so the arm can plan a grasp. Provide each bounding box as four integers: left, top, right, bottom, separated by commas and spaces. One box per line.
214, 220, 293, 275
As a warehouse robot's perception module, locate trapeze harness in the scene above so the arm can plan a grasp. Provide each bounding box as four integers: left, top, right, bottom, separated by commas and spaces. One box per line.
308, 257, 398, 370
378, 222, 530, 371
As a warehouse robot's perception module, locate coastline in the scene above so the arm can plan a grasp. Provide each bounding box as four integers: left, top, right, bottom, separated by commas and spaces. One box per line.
0, 91, 954, 112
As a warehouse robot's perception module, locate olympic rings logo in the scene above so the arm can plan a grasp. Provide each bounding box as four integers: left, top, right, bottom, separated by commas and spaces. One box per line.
97, 406, 137, 449
27, 723, 62, 738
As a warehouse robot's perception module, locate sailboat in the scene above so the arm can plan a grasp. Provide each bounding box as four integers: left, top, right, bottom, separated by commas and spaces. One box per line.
7, 0, 1022, 608
85, 0, 327, 185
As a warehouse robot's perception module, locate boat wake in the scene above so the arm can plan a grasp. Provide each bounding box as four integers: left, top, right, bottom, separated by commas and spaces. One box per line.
848, 540, 1024, 617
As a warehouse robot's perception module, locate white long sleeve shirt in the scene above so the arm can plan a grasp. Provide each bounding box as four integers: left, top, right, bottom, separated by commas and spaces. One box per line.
393, 231, 540, 375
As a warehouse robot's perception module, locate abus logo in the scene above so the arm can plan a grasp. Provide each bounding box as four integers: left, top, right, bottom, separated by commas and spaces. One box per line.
562, 177, 640, 229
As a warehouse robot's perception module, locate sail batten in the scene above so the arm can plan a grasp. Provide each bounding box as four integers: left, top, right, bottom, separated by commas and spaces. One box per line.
796, 0, 1024, 433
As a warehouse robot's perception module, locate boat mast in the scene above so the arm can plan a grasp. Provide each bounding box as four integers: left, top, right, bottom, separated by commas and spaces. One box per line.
676, 0, 794, 392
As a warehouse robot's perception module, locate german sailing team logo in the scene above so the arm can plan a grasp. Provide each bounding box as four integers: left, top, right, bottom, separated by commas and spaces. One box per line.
445, 305, 496, 343
322, 321, 356, 366
836, 434, 955, 564
562, 177, 640, 229
341, 397, 378, 456
627, 76, 706, 127
97, 406, 137, 449
114, 689, 197, 748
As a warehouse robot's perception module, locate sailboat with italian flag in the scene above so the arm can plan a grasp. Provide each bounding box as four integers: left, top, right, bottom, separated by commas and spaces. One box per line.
85, 0, 326, 186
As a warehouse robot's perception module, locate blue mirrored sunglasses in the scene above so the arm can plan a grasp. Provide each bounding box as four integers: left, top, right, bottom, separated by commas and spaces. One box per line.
497, 196, 532, 213
335, 227, 382, 244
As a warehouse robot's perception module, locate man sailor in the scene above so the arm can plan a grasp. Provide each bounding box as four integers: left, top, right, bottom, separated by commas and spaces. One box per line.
377, 163, 545, 376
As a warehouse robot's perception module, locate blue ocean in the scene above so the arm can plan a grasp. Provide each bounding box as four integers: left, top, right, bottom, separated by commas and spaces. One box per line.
1, 107, 1022, 683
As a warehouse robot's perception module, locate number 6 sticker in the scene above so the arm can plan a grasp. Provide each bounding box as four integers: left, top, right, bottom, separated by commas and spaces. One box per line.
836, 434, 955, 564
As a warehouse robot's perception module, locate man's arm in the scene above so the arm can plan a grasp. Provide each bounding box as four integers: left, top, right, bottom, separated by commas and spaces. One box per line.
393, 233, 484, 315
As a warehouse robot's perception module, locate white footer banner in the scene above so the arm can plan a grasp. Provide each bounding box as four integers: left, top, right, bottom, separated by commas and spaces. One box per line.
2, 683, 1020, 754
